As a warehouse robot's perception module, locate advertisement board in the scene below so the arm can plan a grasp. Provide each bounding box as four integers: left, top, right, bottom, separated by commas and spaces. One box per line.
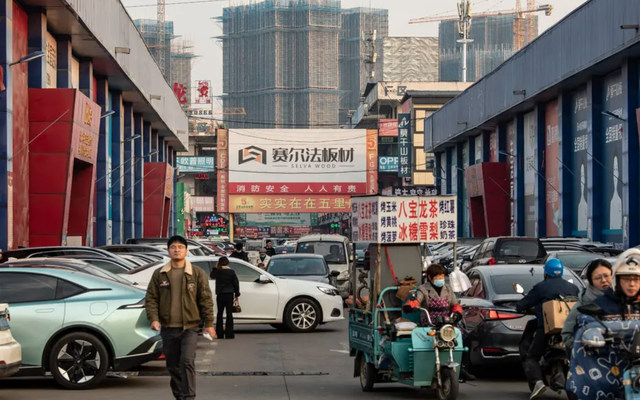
228, 194, 351, 213
545, 100, 561, 236
398, 114, 412, 177
45, 31, 57, 88
217, 129, 229, 213
490, 129, 498, 162
366, 130, 378, 194
177, 156, 215, 172
382, 186, 439, 196
523, 111, 537, 237
379, 156, 399, 172
602, 70, 625, 248
572, 86, 589, 236
228, 129, 370, 195
507, 122, 516, 236
191, 196, 215, 212
351, 196, 457, 243
379, 119, 398, 137
195, 80, 211, 104
241, 213, 312, 227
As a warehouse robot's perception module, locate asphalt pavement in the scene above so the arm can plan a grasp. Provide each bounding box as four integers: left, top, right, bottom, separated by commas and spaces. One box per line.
1, 317, 567, 400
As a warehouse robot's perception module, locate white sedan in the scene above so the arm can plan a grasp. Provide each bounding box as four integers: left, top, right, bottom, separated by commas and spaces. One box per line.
121, 256, 344, 333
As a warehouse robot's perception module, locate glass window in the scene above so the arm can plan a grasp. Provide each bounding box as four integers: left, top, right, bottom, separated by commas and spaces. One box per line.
83, 259, 128, 274
78, 264, 133, 286
296, 241, 346, 265
267, 258, 328, 276
484, 241, 495, 258
491, 272, 581, 295
192, 261, 212, 275
229, 261, 261, 282
496, 240, 544, 258
57, 279, 85, 299
0, 273, 58, 303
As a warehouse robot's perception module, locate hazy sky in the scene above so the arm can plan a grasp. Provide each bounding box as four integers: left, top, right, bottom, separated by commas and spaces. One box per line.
121, 0, 589, 107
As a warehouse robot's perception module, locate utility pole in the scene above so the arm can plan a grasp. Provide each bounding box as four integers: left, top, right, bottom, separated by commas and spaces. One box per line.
457, 0, 473, 82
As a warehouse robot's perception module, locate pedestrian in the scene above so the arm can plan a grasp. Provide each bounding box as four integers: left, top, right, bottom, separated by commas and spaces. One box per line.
230, 242, 249, 262
265, 239, 276, 257
257, 247, 271, 270
145, 235, 215, 400
211, 256, 240, 339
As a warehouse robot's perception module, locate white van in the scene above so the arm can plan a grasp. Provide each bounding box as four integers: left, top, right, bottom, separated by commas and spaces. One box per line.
295, 235, 353, 299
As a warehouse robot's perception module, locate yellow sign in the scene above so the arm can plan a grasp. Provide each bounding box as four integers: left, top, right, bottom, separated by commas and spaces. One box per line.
77, 131, 94, 160
45, 32, 57, 88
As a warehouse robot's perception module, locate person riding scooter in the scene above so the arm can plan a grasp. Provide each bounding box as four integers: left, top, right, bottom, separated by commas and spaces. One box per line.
515, 258, 579, 400
592, 248, 640, 319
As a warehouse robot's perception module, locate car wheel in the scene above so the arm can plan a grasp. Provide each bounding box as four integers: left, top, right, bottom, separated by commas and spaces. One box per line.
49, 332, 110, 390
284, 298, 321, 333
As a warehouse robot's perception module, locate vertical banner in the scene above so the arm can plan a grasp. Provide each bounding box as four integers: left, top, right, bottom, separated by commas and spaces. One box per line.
217, 129, 229, 213
366, 129, 378, 194
462, 142, 470, 237
474, 135, 483, 164
572, 86, 589, 236
196, 80, 211, 104
398, 113, 412, 178
173, 83, 188, 105
545, 100, 561, 236
507, 122, 516, 236
602, 70, 624, 248
490, 129, 498, 162
45, 31, 57, 88
523, 111, 536, 237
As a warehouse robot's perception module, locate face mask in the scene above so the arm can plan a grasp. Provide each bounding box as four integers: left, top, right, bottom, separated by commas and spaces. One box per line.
432, 279, 445, 288
260, 255, 266, 260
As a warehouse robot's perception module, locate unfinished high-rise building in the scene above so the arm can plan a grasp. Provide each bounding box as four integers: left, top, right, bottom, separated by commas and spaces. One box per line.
134, 19, 175, 82
339, 7, 388, 125
439, 15, 539, 82
171, 39, 198, 106
218, 0, 342, 129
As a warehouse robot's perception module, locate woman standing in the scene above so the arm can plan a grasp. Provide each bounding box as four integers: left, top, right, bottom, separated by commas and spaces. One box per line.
561, 259, 612, 351
211, 257, 240, 339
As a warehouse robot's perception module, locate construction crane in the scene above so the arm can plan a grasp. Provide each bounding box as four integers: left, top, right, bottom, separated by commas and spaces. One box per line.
157, 0, 166, 75
409, 2, 552, 52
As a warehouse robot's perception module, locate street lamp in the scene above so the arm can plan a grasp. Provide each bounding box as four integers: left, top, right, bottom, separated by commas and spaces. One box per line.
9, 50, 45, 66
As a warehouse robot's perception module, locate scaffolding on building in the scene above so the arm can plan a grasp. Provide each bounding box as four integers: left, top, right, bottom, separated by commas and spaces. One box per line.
217, 0, 344, 129
171, 39, 198, 106
134, 18, 176, 82
339, 7, 389, 125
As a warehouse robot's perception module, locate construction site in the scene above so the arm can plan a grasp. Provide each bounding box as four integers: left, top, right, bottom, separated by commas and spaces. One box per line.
410, 0, 553, 82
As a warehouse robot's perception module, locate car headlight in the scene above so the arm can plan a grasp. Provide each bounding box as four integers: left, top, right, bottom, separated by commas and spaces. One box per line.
318, 286, 340, 296
439, 324, 456, 342
337, 270, 350, 280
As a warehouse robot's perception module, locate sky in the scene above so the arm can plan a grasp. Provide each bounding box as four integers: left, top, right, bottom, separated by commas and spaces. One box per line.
121, 0, 589, 108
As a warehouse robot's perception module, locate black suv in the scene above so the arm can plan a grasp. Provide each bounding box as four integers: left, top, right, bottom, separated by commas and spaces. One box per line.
462, 237, 547, 272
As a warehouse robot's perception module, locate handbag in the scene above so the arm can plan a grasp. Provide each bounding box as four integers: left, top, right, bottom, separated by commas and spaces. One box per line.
232, 297, 242, 313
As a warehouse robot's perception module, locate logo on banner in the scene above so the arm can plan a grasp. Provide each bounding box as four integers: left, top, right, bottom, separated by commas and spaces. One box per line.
239, 146, 267, 165
196, 80, 211, 104
173, 83, 188, 104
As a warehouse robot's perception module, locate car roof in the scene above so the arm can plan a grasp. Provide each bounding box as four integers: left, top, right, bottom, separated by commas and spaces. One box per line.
469, 264, 546, 276
3, 257, 94, 267
297, 234, 349, 243
270, 254, 325, 259
0, 266, 143, 290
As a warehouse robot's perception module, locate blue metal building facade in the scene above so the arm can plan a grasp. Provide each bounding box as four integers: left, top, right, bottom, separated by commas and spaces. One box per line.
425, 0, 640, 249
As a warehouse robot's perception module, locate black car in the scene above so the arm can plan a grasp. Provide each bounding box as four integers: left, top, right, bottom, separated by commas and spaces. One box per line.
459, 264, 584, 367
464, 237, 547, 271
543, 251, 614, 273
274, 246, 295, 255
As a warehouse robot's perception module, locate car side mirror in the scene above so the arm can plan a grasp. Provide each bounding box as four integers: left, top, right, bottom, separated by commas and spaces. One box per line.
330, 270, 340, 277
258, 274, 272, 284
577, 303, 604, 317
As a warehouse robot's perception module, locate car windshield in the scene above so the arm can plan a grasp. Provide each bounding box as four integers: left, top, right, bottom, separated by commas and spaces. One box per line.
125, 260, 165, 274
490, 272, 581, 295
245, 241, 263, 252
267, 257, 327, 276
296, 241, 346, 264
77, 264, 134, 285
496, 240, 544, 258
275, 246, 295, 254
555, 253, 603, 271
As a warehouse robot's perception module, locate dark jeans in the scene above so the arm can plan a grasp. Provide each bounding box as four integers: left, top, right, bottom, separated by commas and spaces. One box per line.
524, 329, 545, 386
216, 293, 235, 339
161, 327, 198, 400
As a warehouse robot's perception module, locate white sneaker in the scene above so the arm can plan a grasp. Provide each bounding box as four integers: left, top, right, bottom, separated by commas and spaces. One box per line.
530, 380, 547, 400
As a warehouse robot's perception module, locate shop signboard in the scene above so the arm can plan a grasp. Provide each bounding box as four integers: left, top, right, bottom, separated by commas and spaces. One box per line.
572, 86, 589, 237
398, 114, 412, 178
545, 100, 561, 236
523, 111, 537, 237
351, 196, 457, 243
177, 156, 215, 172
507, 122, 516, 236
378, 156, 399, 172
191, 196, 215, 212
228, 194, 351, 213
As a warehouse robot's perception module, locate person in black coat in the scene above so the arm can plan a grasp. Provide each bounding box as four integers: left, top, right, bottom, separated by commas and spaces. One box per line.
229, 242, 249, 262
210, 257, 240, 339
265, 240, 276, 257
593, 249, 640, 319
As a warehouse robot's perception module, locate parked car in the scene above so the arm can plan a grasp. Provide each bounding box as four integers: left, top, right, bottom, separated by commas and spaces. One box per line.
459, 264, 583, 367
296, 235, 354, 299
274, 246, 295, 255
123, 256, 344, 333
542, 251, 616, 273
464, 237, 547, 271
266, 254, 339, 285
0, 267, 161, 389
49, 254, 134, 274
0, 246, 138, 269
0, 258, 138, 287
0, 303, 21, 378
124, 237, 215, 256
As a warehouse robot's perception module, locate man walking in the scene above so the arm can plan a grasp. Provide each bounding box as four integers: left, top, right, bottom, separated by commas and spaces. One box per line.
265, 240, 276, 257
146, 236, 216, 400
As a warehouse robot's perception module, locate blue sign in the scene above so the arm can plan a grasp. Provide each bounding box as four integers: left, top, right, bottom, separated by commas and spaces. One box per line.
378, 156, 399, 172
398, 114, 412, 177
177, 156, 215, 172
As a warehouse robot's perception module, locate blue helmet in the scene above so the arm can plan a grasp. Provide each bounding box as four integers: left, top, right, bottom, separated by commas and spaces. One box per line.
544, 258, 564, 277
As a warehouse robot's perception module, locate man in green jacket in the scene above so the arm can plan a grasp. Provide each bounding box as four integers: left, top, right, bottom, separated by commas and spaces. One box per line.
146, 235, 215, 400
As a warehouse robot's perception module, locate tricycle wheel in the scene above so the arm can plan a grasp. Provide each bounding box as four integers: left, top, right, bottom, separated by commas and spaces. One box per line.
436, 367, 459, 400
359, 357, 377, 392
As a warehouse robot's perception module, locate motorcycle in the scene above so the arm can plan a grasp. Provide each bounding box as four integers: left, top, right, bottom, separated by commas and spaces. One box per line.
514, 284, 577, 400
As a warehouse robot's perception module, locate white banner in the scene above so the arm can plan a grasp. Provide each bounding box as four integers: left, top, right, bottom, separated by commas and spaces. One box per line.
195, 80, 211, 104
244, 213, 311, 227
228, 129, 368, 185
191, 196, 215, 212
351, 196, 458, 244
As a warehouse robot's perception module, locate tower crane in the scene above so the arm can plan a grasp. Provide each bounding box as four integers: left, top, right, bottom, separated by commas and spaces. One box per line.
409, 2, 553, 51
